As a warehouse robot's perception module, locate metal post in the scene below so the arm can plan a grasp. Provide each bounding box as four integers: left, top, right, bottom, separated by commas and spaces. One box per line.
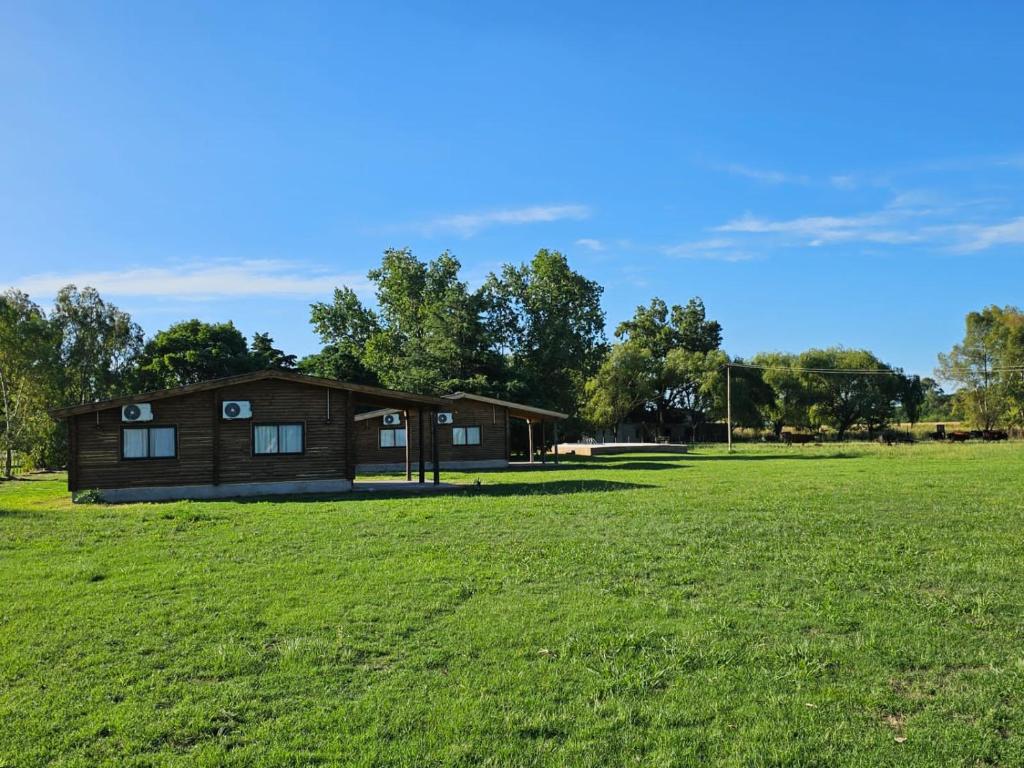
553, 423, 559, 465
540, 421, 546, 464
527, 418, 534, 463
726, 364, 733, 453
418, 408, 426, 484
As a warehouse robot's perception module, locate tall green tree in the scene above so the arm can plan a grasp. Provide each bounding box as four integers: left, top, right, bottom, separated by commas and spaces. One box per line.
302, 286, 380, 384
132, 319, 253, 389
0, 291, 59, 475
798, 348, 902, 439
608, 297, 723, 433
936, 306, 1024, 429
51, 285, 143, 405
480, 249, 606, 414
581, 341, 657, 431
250, 332, 297, 370
307, 249, 498, 393
750, 352, 813, 438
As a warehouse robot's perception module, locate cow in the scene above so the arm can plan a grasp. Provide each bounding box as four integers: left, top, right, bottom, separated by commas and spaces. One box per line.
947, 431, 971, 442
982, 430, 1009, 441
782, 432, 817, 444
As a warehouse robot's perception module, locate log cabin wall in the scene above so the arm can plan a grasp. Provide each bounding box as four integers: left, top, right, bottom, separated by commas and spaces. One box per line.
70, 378, 351, 491
354, 398, 510, 467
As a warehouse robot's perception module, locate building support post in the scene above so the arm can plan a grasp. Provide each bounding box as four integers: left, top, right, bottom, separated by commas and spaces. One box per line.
541, 421, 546, 464
527, 418, 534, 463
553, 422, 559, 465
431, 409, 440, 485
404, 409, 411, 481
418, 408, 426, 484
726, 364, 733, 454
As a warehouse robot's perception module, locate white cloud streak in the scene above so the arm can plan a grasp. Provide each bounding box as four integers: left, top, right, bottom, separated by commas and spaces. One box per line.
423, 204, 590, 237
8, 259, 371, 301
575, 238, 606, 251
714, 163, 810, 185
661, 238, 755, 262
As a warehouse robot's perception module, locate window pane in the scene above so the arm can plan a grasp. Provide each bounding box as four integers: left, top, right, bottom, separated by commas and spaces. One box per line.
395, 428, 407, 447
380, 429, 394, 448
123, 429, 148, 458
280, 424, 303, 454
149, 427, 176, 457
452, 427, 466, 446
254, 425, 278, 454
467, 426, 481, 445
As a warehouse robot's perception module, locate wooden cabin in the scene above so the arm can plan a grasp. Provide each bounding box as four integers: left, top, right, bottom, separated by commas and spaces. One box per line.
50, 370, 450, 502
354, 392, 568, 473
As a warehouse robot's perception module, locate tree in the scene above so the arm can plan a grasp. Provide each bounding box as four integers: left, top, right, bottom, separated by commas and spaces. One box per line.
751, 352, 813, 438
481, 249, 606, 414
898, 375, 925, 427
51, 285, 143, 405
936, 306, 1024, 429
303, 286, 380, 384
132, 319, 253, 389
582, 342, 657, 431
798, 348, 901, 439
608, 297, 723, 435
918, 377, 954, 422
250, 332, 297, 370
0, 291, 59, 476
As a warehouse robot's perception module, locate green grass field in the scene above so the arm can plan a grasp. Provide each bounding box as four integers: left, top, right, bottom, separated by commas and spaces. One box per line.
3, 444, 1024, 767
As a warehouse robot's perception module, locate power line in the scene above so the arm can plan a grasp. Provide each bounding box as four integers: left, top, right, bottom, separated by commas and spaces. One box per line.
727, 362, 1024, 375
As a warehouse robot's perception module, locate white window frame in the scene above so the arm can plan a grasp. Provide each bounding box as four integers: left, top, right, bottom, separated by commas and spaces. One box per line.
379, 427, 407, 449
252, 423, 304, 455
452, 425, 481, 446
121, 426, 177, 460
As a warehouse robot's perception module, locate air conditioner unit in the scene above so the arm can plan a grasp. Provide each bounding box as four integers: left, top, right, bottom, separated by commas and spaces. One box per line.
382, 412, 401, 426
121, 403, 153, 422
222, 400, 252, 420
436, 412, 454, 425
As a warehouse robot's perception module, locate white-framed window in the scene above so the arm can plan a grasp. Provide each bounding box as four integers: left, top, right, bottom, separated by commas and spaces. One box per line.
122, 426, 177, 459
452, 426, 481, 446
379, 428, 407, 448
253, 423, 304, 455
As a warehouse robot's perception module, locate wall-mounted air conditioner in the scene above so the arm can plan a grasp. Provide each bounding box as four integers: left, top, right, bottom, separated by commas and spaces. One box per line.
436, 412, 454, 425
382, 412, 401, 426
122, 403, 154, 422
222, 400, 252, 420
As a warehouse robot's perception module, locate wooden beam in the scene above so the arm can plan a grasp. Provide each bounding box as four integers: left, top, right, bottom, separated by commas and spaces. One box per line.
404, 409, 411, 481
527, 418, 534, 463
431, 409, 440, 485
418, 408, 426, 484
553, 422, 559, 465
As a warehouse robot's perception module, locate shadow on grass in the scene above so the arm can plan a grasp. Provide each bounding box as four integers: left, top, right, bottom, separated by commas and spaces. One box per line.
225, 478, 656, 505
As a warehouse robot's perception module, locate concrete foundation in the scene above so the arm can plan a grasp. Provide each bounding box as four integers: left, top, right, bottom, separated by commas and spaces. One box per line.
94, 478, 354, 503
355, 458, 508, 474
554, 442, 689, 457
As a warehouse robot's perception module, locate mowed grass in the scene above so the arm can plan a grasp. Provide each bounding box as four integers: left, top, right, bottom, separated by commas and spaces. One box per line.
3, 444, 1024, 767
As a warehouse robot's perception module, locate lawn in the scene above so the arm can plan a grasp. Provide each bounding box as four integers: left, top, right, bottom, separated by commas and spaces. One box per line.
3, 443, 1024, 767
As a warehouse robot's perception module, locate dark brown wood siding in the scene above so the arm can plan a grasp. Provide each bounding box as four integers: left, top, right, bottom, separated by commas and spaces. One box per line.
355, 399, 509, 466
70, 379, 350, 490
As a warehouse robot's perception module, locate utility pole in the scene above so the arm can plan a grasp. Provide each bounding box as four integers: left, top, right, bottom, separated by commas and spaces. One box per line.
726, 364, 733, 454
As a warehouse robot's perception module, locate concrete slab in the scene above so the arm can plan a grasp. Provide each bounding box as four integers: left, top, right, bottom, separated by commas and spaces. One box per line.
554, 442, 689, 457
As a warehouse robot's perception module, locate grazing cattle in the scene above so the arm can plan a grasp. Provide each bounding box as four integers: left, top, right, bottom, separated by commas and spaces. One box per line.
782, 432, 817, 444
982, 430, 1009, 441
947, 431, 971, 442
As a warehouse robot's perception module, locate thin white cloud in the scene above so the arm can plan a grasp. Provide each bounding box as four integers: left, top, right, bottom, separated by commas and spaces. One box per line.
661, 237, 755, 262
575, 238, 606, 251
422, 204, 590, 237
955, 216, 1024, 253
714, 163, 810, 186
8, 259, 371, 301
715, 210, 926, 247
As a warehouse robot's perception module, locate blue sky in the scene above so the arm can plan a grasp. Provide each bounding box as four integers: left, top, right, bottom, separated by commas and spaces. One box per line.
3, 1, 1024, 376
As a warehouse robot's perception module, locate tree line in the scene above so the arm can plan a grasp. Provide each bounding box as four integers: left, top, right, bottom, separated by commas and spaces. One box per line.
0, 247, 1019, 475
